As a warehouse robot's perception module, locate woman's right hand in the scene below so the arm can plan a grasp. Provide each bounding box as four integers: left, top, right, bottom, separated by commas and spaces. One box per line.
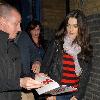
70, 96, 77, 100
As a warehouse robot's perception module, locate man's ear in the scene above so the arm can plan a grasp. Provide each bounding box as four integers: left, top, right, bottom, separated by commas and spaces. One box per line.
0, 17, 7, 26
0, 17, 8, 32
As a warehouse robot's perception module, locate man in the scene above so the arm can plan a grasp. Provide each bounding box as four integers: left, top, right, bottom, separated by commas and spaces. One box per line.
0, 3, 42, 100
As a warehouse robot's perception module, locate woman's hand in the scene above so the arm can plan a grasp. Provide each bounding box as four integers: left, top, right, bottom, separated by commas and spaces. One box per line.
70, 96, 77, 100
46, 96, 56, 100
31, 61, 41, 73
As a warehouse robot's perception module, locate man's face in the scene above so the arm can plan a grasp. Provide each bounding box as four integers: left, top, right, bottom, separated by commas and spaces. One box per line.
6, 10, 21, 39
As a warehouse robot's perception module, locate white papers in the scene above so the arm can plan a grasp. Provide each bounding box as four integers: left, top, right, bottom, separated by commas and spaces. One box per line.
46, 85, 77, 95
35, 73, 60, 95
35, 73, 77, 95
36, 80, 60, 95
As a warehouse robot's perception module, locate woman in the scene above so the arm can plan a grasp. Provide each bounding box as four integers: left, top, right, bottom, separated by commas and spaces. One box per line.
27, 20, 44, 59
17, 20, 45, 100
26, 20, 44, 73
41, 10, 93, 100
27, 20, 45, 100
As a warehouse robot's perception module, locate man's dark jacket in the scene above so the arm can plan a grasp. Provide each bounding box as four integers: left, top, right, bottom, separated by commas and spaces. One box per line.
0, 31, 21, 100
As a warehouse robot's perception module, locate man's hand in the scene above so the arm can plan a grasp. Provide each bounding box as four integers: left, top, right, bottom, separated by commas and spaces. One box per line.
20, 77, 42, 90
31, 61, 41, 73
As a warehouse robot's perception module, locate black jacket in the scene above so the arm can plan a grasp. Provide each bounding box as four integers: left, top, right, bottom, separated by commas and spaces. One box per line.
0, 31, 21, 100
41, 39, 92, 100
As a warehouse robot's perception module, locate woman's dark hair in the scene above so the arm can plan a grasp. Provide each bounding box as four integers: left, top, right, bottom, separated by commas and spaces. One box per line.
26, 20, 42, 46
26, 20, 41, 33
56, 9, 92, 56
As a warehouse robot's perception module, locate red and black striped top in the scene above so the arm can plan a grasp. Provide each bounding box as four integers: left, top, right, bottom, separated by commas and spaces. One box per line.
60, 52, 79, 88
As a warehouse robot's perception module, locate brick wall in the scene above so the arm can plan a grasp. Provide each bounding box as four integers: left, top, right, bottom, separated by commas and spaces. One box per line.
70, 0, 100, 16
83, 14, 100, 100
70, 0, 100, 100
42, 0, 66, 41
42, 0, 66, 29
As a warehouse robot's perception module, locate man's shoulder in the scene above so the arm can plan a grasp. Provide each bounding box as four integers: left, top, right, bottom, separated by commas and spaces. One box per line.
19, 31, 29, 39
16, 31, 31, 44
0, 31, 9, 41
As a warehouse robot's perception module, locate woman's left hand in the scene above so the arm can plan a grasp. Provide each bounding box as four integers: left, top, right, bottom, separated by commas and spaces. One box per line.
70, 96, 77, 100
31, 61, 41, 73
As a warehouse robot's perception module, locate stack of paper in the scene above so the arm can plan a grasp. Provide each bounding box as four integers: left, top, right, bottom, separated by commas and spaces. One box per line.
35, 73, 77, 95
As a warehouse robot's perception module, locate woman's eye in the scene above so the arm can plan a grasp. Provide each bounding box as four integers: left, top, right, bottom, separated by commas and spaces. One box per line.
74, 25, 78, 28
66, 24, 70, 28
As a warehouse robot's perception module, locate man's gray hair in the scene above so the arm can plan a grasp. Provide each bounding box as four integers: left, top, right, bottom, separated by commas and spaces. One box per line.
0, 3, 19, 19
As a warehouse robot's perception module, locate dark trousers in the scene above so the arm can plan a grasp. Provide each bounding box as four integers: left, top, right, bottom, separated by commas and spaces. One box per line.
56, 93, 73, 100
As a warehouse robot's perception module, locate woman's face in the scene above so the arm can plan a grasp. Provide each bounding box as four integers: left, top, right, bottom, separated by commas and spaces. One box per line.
30, 25, 40, 38
66, 17, 78, 40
